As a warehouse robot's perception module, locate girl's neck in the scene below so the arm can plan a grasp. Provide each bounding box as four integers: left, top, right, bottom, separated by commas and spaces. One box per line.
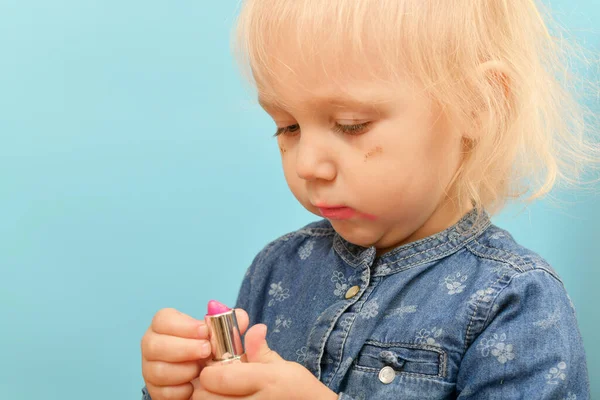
375, 196, 474, 257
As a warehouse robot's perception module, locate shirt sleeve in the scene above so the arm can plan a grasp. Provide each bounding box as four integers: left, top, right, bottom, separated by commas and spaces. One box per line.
456, 268, 590, 399
234, 237, 284, 325
234, 262, 254, 311
234, 252, 261, 327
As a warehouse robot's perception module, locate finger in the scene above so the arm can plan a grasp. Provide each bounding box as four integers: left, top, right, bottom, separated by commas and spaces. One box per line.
146, 382, 193, 400
143, 360, 201, 386
191, 376, 201, 391
152, 308, 208, 339
199, 363, 270, 395
190, 377, 210, 400
142, 332, 212, 362
192, 386, 231, 400
244, 324, 283, 363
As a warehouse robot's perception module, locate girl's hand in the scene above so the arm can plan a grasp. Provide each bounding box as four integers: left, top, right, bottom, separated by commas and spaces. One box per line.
192, 324, 338, 400
141, 308, 249, 400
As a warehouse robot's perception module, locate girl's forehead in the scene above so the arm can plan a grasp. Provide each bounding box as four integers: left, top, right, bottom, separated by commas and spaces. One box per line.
257, 84, 395, 112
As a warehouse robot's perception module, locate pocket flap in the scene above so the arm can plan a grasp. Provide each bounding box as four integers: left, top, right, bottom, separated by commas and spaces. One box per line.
355, 340, 446, 377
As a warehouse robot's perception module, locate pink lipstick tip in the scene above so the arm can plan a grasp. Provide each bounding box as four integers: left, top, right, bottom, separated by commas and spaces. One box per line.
207, 300, 231, 316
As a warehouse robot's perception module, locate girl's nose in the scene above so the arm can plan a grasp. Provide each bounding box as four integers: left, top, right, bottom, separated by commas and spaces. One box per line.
294, 132, 337, 182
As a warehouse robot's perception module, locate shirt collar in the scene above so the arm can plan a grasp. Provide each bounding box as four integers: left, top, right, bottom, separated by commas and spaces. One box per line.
332, 208, 491, 276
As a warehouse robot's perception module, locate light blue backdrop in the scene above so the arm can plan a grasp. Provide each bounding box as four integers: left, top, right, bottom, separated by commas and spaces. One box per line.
0, 1, 597, 399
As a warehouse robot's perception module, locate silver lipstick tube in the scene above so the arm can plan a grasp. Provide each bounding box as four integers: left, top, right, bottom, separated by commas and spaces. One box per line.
204, 309, 246, 365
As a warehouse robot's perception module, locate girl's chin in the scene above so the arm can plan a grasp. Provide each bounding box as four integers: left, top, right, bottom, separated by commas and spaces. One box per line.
327, 221, 383, 248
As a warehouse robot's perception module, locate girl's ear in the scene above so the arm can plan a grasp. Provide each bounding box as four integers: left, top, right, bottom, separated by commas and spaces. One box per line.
466, 60, 514, 140
478, 60, 512, 99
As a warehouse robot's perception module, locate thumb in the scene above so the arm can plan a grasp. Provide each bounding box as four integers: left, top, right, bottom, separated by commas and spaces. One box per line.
244, 324, 283, 363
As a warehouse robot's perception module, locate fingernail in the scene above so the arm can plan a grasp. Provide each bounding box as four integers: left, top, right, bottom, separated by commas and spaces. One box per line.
201, 341, 211, 357
198, 324, 208, 338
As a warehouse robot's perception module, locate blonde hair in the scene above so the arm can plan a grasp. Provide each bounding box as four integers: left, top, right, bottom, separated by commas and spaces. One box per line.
232, 0, 599, 217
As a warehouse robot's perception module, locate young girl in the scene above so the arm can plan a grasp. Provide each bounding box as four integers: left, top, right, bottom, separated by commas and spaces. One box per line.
141, 0, 597, 398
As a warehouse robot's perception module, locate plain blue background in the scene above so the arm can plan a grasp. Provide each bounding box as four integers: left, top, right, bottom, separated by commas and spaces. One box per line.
0, 1, 597, 399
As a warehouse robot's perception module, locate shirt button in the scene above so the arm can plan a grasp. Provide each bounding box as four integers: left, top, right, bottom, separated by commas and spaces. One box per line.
345, 285, 360, 299
378, 366, 395, 384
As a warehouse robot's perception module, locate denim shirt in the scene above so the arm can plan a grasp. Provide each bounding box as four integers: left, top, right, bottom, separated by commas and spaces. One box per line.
142, 210, 590, 399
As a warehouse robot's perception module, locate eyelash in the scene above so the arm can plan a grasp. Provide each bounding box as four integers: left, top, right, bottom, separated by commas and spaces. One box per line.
273, 122, 372, 137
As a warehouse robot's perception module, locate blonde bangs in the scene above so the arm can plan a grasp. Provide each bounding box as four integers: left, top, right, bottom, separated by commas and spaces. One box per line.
232, 1, 446, 99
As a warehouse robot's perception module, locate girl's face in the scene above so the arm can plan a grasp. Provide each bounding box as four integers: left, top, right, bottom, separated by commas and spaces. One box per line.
259, 70, 470, 255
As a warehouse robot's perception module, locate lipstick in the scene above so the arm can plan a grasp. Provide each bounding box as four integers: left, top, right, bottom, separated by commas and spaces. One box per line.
204, 300, 246, 365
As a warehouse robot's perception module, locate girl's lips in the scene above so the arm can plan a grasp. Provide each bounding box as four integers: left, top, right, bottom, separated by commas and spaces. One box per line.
317, 206, 356, 220
315, 204, 378, 221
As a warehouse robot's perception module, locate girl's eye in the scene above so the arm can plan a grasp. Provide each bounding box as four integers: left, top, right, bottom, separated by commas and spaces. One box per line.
273, 122, 372, 137
273, 124, 300, 137
333, 122, 372, 136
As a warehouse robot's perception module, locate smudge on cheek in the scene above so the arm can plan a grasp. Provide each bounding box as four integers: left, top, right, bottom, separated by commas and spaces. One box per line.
279, 145, 287, 154
364, 146, 383, 162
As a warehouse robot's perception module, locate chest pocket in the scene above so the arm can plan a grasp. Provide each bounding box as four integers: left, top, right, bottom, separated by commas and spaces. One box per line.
353, 340, 447, 379
341, 340, 453, 400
